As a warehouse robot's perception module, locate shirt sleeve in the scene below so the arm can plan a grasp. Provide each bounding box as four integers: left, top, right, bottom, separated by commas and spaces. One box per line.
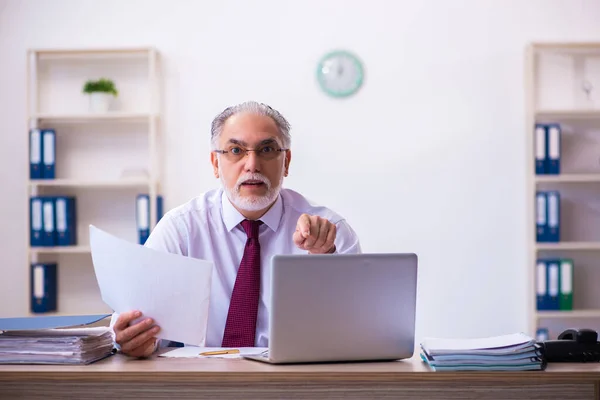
144, 212, 188, 256
333, 219, 362, 254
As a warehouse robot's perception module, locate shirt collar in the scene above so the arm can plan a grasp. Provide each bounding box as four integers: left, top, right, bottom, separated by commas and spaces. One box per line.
221, 189, 283, 233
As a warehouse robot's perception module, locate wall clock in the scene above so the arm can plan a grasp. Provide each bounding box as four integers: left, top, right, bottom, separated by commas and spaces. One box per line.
316, 50, 364, 98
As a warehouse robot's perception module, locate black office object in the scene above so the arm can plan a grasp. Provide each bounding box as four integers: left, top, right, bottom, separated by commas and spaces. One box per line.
538, 328, 600, 362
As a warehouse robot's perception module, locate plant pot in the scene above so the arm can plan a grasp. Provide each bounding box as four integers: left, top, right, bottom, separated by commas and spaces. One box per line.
88, 92, 113, 113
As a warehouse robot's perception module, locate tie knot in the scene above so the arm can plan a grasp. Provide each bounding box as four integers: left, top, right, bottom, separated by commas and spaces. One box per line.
241, 219, 262, 239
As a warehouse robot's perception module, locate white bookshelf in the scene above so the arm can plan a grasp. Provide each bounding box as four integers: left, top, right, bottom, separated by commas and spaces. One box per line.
29, 178, 151, 189
526, 42, 600, 339
535, 174, 600, 183
26, 47, 162, 316
535, 242, 600, 251
537, 310, 600, 319
30, 246, 91, 255
32, 112, 157, 123
535, 110, 600, 120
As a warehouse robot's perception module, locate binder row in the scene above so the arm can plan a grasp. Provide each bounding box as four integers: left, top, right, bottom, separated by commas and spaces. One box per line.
30, 263, 57, 313
29, 194, 163, 315
31, 194, 164, 247
29, 129, 56, 179
536, 191, 560, 242
136, 194, 164, 245
30, 196, 77, 247
534, 123, 561, 175
536, 258, 573, 311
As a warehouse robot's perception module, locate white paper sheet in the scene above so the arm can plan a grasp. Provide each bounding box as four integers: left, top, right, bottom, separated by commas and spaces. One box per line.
159, 346, 268, 359
89, 225, 213, 347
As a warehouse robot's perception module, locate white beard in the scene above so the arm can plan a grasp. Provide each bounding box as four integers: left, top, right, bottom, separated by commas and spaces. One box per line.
219, 159, 285, 212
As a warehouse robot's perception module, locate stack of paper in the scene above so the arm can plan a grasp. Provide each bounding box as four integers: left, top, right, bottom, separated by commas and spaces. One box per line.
0, 327, 115, 365
420, 332, 546, 371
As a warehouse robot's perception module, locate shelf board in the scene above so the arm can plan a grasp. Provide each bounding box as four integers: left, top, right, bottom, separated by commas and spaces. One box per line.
32, 47, 154, 59
535, 174, 600, 183
536, 242, 600, 251
30, 112, 156, 123
29, 178, 150, 189
537, 310, 600, 319
532, 42, 600, 50
535, 109, 600, 120
30, 246, 91, 255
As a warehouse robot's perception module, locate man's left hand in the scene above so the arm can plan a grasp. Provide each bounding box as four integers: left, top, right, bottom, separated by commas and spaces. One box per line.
293, 214, 336, 254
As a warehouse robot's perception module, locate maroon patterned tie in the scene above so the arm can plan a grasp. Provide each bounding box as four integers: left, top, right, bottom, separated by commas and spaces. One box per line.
221, 219, 263, 347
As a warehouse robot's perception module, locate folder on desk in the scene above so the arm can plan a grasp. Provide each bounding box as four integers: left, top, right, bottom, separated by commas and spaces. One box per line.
536, 260, 548, 310
546, 124, 561, 175
536, 192, 547, 242
0, 314, 110, 331
534, 124, 547, 174
546, 191, 560, 242
55, 196, 76, 246
42, 129, 56, 179
30, 197, 44, 247
559, 259, 573, 311
547, 259, 560, 310
30, 263, 58, 313
41, 197, 56, 246
29, 128, 43, 179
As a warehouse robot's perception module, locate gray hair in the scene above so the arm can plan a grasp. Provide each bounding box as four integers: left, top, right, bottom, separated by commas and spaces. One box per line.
210, 101, 291, 149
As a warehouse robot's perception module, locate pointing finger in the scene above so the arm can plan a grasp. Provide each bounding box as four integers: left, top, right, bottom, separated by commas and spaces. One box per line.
312, 219, 329, 250
303, 216, 320, 248
296, 214, 311, 238
293, 229, 305, 247
323, 223, 337, 253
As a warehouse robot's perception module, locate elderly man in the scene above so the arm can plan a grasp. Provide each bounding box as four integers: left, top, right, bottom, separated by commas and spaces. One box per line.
112, 101, 361, 357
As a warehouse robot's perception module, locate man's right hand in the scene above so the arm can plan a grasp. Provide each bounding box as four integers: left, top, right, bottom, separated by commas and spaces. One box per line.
113, 310, 161, 358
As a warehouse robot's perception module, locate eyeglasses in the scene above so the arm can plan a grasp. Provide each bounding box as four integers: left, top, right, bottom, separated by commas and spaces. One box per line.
213, 144, 288, 161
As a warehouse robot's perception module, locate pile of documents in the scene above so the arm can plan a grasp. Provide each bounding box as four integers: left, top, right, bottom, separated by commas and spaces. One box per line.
0, 327, 115, 365
420, 332, 546, 371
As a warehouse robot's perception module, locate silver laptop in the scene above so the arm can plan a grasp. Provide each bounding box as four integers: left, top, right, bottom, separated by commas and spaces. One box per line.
244, 253, 418, 364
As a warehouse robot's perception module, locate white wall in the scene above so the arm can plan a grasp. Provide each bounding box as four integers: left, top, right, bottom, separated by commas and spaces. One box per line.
1, 0, 600, 341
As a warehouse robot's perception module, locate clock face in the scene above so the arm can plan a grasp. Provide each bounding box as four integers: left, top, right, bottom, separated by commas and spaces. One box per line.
316, 50, 364, 98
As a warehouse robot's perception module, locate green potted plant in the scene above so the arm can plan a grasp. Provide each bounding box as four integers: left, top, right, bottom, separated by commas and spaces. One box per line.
83, 78, 118, 113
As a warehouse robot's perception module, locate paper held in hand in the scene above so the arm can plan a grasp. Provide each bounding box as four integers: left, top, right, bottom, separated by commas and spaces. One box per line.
89, 225, 213, 347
